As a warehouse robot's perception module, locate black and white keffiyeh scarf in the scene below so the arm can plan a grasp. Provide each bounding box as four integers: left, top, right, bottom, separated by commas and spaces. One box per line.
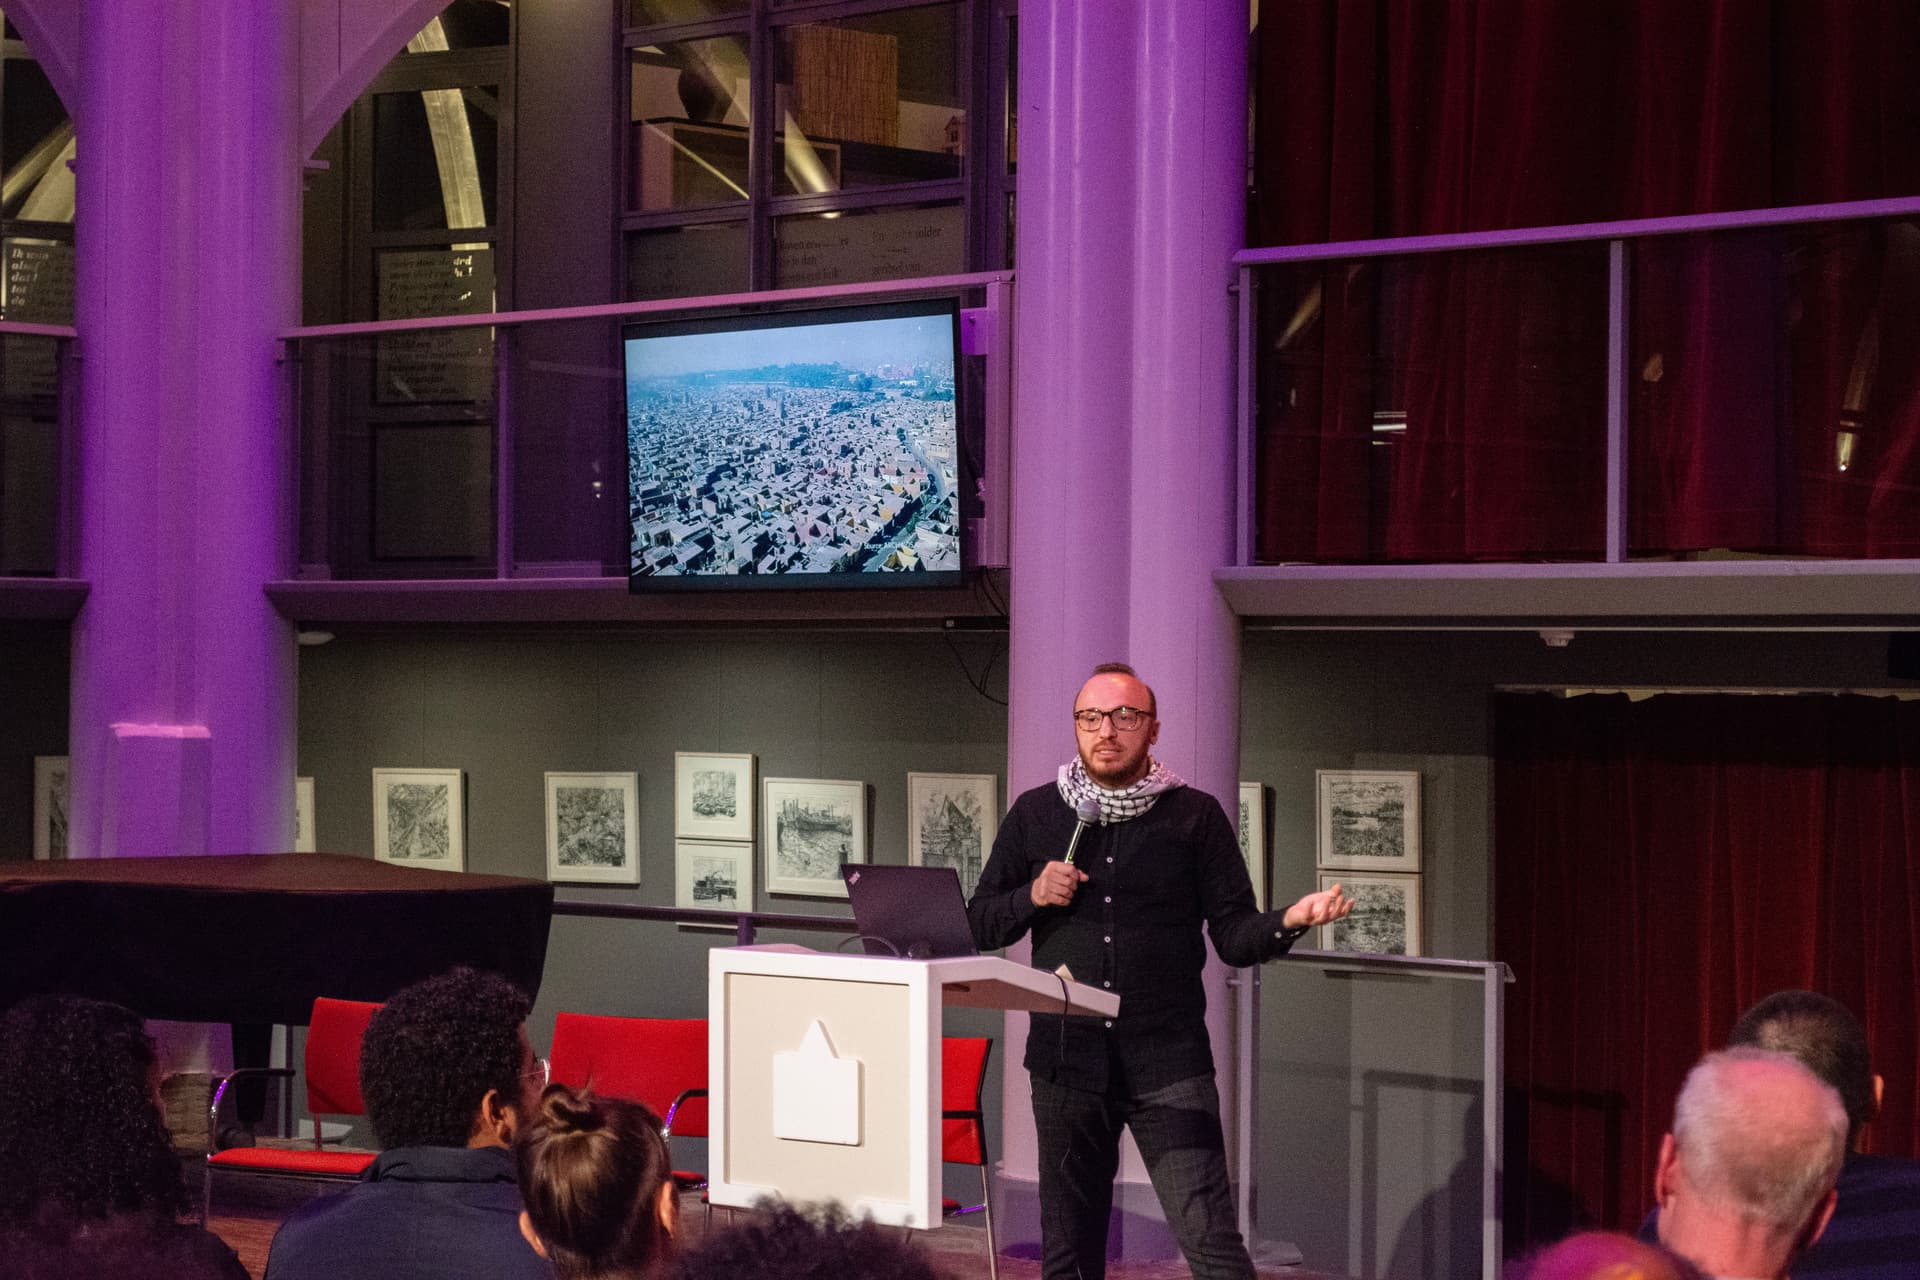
1056, 757, 1186, 824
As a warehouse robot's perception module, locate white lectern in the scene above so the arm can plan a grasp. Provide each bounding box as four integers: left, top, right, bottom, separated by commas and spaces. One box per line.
707, 944, 1119, 1227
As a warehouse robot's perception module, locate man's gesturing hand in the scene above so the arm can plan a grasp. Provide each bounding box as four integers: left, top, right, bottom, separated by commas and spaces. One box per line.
1281, 883, 1354, 930
1031, 860, 1089, 908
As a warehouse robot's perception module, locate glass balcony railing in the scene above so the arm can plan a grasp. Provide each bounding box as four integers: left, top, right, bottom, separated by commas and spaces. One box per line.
289, 273, 1009, 582
1240, 197, 1920, 566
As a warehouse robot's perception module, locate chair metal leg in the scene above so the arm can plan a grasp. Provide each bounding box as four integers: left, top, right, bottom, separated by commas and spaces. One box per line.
979, 1164, 997, 1280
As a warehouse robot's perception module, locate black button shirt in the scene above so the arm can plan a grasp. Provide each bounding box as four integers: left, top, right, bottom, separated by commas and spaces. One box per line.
967, 782, 1299, 1094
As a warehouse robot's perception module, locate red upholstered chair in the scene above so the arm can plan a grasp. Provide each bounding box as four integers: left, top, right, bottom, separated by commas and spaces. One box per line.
941, 1036, 997, 1280
202, 996, 382, 1222
548, 1013, 710, 1192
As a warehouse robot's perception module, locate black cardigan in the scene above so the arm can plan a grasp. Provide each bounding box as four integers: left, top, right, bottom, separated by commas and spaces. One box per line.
967, 781, 1299, 1093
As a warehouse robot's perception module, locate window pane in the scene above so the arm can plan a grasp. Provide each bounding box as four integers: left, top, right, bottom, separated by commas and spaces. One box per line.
0, 318, 59, 400
1006, 16, 1017, 176
626, 223, 749, 300
375, 246, 497, 405
774, 203, 964, 288
0, 413, 57, 574
1253, 246, 1610, 563
776, 5, 963, 196
629, 0, 748, 23
373, 86, 500, 231
0, 236, 73, 328
629, 36, 752, 211
399, 1, 510, 53
2, 59, 73, 223
372, 423, 494, 561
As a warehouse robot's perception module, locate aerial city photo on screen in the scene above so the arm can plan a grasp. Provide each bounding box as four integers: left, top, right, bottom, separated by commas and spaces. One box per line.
625, 304, 963, 585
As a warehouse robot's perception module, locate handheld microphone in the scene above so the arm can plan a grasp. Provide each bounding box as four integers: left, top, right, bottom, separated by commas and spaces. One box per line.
1062, 797, 1101, 865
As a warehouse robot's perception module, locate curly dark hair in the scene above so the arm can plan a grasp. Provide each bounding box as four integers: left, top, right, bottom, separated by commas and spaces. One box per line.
516, 1084, 673, 1280
359, 967, 532, 1150
1729, 989, 1876, 1143
0, 995, 190, 1224
669, 1202, 939, 1280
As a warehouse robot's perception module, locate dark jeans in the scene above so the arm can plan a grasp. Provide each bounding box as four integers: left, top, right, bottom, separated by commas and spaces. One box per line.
1031, 1071, 1254, 1280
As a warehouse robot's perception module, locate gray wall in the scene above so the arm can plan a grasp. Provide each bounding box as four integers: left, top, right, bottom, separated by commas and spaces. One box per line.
1242, 627, 1910, 1278
0, 623, 69, 862
295, 626, 1011, 1187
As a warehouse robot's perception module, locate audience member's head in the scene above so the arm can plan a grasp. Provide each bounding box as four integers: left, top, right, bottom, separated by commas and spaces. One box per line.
515, 1084, 675, 1280
1655, 1047, 1846, 1280
1507, 1231, 1704, 1280
0, 994, 189, 1225
0, 1211, 244, 1280
359, 966, 538, 1150
669, 1202, 940, 1280
1728, 989, 1878, 1148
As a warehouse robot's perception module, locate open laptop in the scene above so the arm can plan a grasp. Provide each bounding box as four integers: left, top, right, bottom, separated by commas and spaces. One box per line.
842, 864, 978, 959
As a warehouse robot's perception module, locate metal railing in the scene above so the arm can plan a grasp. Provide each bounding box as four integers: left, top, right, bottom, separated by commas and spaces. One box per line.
551, 897, 864, 948
1232, 194, 1920, 572
283, 272, 1014, 584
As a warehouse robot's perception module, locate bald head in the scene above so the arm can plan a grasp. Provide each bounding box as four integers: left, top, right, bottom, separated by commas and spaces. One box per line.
1073, 666, 1161, 788
1514, 1232, 1702, 1280
1668, 1047, 1845, 1233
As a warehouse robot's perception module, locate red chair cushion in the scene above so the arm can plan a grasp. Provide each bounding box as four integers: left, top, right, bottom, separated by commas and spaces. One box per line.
305, 998, 381, 1117
941, 1037, 992, 1166
207, 1148, 375, 1177
550, 1013, 710, 1136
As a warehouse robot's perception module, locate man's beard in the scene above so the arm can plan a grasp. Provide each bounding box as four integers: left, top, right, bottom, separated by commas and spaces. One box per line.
1081, 746, 1149, 788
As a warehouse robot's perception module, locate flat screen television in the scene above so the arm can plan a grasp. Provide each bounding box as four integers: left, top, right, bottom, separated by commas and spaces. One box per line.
624, 297, 965, 590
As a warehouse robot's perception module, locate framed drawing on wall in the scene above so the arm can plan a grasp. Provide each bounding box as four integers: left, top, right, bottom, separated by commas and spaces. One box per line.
1237, 781, 1267, 910
1316, 769, 1421, 872
295, 776, 316, 852
372, 768, 465, 871
676, 838, 750, 928
906, 772, 997, 900
32, 755, 67, 860
763, 777, 866, 897
545, 772, 641, 884
675, 752, 755, 842
1319, 872, 1422, 956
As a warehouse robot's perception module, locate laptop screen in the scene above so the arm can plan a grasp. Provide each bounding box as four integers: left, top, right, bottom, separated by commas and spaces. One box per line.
842, 864, 978, 959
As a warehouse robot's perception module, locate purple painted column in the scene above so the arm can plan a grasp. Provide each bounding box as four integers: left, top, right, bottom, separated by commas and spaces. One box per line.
1126, 0, 1248, 1131
1003, 0, 1248, 1260
66, 0, 299, 858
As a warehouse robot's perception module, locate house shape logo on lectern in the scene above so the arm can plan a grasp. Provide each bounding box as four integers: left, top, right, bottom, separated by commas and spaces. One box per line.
771, 1018, 862, 1145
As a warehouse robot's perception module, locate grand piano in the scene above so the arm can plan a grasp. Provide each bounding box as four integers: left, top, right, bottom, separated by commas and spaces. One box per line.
0, 852, 553, 1023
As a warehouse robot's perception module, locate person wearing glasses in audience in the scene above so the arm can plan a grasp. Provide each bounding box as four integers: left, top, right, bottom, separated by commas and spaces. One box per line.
968, 662, 1354, 1280
264, 967, 554, 1280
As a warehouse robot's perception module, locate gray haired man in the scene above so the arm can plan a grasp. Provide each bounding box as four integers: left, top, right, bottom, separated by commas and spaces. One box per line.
1654, 1047, 1847, 1280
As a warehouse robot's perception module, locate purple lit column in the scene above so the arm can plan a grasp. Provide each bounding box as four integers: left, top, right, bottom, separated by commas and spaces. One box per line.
1003, 0, 1248, 1259
66, 0, 300, 858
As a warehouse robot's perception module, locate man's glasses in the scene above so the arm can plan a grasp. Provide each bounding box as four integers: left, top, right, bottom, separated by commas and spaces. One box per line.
524, 1057, 551, 1088
1074, 706, 1151, 732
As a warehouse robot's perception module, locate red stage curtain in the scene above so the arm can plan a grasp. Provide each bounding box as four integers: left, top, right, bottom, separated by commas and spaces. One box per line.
1493, 691, 1920, 1248
1253, 1, 1920, 562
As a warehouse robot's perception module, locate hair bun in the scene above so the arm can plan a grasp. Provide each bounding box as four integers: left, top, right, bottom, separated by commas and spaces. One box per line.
540, 1083, 604, 1133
